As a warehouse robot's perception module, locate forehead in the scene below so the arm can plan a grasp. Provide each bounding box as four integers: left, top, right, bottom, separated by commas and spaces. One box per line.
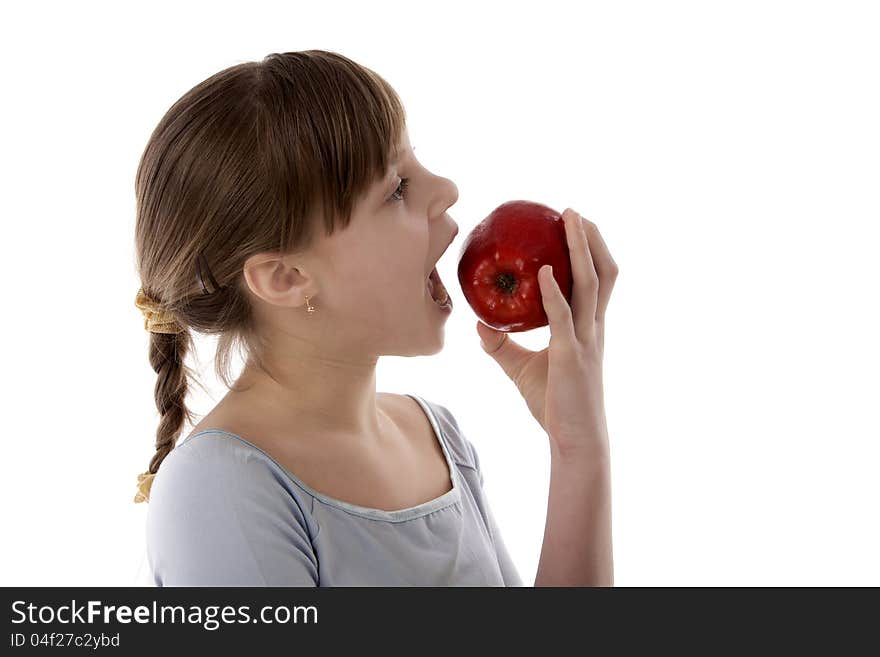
387, 130, 412, 171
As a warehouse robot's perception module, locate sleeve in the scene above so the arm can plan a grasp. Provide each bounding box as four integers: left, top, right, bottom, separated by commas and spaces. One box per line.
465, 437, 526, 587
145, 437, 319, 586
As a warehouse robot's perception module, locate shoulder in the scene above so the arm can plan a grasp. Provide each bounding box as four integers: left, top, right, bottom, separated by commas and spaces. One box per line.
151, 430, 281, 496
147, 430, 316, 536
145, 431, 319, 586
389, 392, 480, 472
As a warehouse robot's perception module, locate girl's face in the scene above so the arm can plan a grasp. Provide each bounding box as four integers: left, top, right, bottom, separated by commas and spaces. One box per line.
302, 127, 460, 357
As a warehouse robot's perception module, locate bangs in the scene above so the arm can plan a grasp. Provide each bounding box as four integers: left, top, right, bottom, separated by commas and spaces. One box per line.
254, 50, 407, 253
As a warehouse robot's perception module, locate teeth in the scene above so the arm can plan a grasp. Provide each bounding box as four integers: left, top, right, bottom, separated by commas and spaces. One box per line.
427, 268, 450, 305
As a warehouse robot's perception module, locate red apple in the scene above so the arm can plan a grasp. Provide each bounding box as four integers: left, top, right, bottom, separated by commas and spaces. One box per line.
457, 200, 573, 332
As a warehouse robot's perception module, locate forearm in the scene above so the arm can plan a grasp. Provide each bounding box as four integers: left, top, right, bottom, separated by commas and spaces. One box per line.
534, 440, 613, 586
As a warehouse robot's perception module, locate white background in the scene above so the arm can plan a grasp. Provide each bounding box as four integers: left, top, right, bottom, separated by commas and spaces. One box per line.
1, 0, 878, 586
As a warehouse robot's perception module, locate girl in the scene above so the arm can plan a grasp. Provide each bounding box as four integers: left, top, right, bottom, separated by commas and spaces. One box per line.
133, 49, 617, 586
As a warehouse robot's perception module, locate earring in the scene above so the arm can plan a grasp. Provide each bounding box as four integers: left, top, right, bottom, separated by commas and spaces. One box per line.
305, 295, 316, 313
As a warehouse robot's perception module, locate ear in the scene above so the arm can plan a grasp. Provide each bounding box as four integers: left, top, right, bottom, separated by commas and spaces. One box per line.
242, 252, 314, 308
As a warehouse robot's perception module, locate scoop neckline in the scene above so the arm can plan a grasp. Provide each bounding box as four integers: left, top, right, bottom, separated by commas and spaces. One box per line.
181, 393, 461, 523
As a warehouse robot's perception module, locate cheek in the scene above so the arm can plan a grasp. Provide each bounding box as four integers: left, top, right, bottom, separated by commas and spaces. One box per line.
332, 257, 415, 309
331, 230, 428, 305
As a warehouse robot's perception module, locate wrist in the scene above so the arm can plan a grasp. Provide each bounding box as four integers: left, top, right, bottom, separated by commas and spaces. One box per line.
549, 437, 610, 466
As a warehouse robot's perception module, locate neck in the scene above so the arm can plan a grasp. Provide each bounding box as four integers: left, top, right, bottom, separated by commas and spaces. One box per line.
230, 348, 392, 446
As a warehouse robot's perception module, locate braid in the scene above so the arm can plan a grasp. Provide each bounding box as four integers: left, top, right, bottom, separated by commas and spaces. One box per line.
135, 328, 198, 503
133, 256, 225, 504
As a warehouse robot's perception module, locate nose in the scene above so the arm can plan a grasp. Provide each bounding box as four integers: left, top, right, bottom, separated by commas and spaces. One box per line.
444, 177, 459, 211
430, 175, 459, 219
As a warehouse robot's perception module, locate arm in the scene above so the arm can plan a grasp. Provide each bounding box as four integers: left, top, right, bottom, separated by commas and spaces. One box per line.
475, 208, 619, 586
535, 441, 613, 587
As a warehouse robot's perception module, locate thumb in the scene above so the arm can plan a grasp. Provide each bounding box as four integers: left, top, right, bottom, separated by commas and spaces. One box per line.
476, 320, 533, 383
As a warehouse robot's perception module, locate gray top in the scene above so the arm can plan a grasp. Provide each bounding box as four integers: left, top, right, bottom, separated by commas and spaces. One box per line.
146, 394, 524, 586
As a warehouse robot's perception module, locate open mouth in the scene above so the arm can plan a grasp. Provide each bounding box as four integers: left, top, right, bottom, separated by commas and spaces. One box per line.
426, 267, 451, 307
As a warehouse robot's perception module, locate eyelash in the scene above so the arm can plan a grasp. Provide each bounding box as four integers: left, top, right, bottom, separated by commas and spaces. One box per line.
389, 177, 410, 202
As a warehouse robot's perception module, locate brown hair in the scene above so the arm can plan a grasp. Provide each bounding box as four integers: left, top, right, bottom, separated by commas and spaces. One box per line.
133, 50, 407, 490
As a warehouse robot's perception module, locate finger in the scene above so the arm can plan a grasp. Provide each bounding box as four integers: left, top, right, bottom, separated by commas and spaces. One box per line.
538, 264, 577, 346
580, 217, 619, 323
476, 320, 537, 385
561, 208, 598, 341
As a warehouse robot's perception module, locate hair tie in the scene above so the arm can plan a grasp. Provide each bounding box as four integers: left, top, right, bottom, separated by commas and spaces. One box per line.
134, 471, 155, 504
134, 288, 187, 334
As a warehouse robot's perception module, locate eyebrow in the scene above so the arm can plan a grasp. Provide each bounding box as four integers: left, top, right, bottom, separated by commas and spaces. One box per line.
391, 145, 416, 165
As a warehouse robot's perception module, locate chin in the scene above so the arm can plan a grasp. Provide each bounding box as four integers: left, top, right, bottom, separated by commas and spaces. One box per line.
391, 324, 447, 357
424, 338, 445, 356
425, 325, 448, 355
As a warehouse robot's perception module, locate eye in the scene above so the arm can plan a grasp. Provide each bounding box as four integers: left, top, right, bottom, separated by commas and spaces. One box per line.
388, 177, 410, 203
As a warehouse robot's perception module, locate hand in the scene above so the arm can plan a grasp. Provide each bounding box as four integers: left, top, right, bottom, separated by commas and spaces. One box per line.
476, 208, 618, 458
